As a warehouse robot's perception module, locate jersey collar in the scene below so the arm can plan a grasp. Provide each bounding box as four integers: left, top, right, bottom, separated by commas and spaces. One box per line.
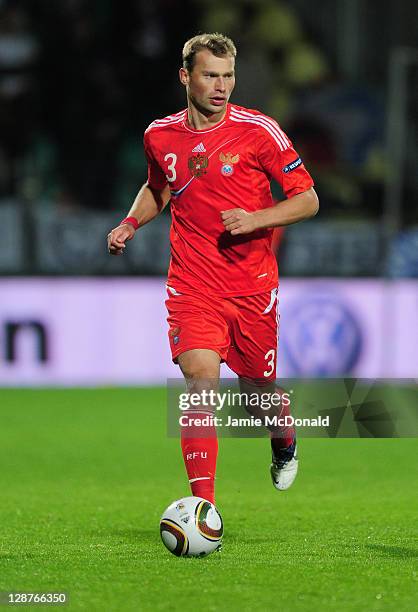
182, 103, 231, 133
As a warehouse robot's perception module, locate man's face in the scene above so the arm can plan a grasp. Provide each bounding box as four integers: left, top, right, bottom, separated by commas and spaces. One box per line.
180, 49, 235, 116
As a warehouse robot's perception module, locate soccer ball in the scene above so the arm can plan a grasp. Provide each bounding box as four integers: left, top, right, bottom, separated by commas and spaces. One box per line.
160, 496, 223, 557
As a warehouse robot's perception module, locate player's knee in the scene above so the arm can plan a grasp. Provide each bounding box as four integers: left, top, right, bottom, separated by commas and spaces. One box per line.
181, 363, 219, 381
178, 349, 220, 382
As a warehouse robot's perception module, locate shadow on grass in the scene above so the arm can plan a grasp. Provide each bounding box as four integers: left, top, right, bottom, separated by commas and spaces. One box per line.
366, 544, 418, 559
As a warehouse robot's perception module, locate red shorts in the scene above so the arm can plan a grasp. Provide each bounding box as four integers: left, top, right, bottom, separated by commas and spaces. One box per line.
165, 285, 279, 382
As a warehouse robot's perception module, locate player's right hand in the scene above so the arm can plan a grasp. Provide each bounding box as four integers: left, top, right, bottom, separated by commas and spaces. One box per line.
107, 223, 136, 255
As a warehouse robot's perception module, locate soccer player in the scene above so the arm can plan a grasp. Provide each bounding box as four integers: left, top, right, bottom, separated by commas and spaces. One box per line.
107, 33, 318, 504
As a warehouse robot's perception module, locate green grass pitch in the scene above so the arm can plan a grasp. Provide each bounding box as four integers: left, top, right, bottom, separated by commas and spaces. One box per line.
0, 388, 417, 611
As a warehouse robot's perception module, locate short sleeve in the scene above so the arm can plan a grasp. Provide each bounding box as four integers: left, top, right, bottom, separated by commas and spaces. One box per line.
256, 130, 314, 199
143, 131, 167, 191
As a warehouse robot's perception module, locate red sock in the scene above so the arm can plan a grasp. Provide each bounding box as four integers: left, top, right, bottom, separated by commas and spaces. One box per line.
181, 411, 218, 504
270, 385, 295, 453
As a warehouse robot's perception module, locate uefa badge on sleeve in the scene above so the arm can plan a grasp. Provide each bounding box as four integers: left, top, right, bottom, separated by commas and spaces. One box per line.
219, 152, 239, 176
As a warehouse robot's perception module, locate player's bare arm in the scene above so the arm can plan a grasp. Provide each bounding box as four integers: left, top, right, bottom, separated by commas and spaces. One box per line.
221, 187, 319, 235
221, 187, 319, 236
107, 182, 170, 255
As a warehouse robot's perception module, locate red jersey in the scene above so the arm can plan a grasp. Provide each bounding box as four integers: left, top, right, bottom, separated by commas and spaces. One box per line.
144, 103, 314, 297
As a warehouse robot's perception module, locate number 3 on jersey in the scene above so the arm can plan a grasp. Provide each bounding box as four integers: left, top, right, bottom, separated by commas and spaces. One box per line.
164, 153, 177, 182
263, 349, 276, 377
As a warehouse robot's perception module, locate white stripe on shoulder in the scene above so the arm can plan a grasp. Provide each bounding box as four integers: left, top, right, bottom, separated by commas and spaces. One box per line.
230, 114, 288, 151
158, 109, 187, 121
231, 109, 289, 150
154, 110, 187, 123
146, 111, 187, 132
231, 109, 290, 150
146, 116, 184, 132
231, 108, 290, 147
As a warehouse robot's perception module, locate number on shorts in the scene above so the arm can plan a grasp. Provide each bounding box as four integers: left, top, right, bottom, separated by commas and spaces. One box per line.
263, 349, 276, 377
164, 153, 177, 182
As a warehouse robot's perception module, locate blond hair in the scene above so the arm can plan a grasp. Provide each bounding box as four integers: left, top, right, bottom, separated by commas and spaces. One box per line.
182, 32, 237, 73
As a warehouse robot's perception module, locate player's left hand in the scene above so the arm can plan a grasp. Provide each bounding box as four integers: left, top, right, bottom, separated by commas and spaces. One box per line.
221, 208, 259, 235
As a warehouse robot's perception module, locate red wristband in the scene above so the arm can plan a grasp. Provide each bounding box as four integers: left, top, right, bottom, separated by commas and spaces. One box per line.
120, 216, 139, 231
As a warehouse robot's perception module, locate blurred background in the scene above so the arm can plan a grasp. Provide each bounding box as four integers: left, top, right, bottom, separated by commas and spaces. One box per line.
0, 0, 417, 384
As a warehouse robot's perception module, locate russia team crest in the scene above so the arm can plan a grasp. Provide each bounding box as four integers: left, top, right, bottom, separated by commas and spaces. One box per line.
188, 153, 209, 177
219, 152, 240, 176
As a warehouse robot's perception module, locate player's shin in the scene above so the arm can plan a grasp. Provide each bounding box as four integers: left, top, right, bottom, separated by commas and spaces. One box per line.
240, 379, 295, 453
270, 385, 295, 455
180, 410, 218, 504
